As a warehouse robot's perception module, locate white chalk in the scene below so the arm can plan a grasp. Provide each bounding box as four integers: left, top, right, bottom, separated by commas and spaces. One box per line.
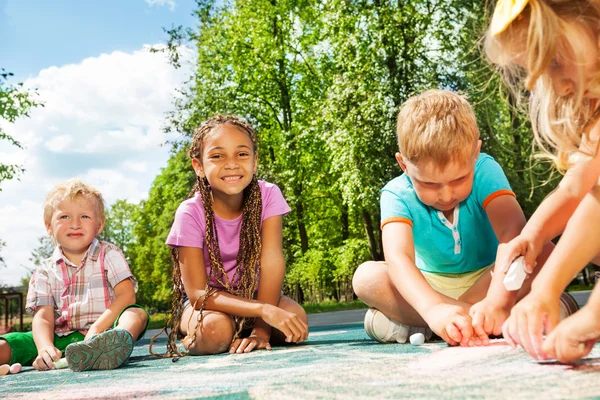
9, 363, 21, 374
409, 332, 425, 346
503, 256, 528, 291
53, 358, 68, 369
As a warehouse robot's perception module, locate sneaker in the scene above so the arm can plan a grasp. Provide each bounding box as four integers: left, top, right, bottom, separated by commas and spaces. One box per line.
559, 292, 580, 321
66, 329, 134, 372
364, 308, 432, 344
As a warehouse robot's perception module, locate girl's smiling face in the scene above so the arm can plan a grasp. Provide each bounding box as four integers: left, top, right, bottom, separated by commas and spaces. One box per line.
192, 123, 257, 200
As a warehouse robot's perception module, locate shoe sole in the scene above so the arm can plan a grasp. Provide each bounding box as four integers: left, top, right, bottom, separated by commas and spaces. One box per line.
66, 329, 133, 372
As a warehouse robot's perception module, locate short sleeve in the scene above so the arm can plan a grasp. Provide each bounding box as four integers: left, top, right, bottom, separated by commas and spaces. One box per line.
380, 187, 413, 228
261, 182, 292, 221
166, 196, 206, 248
473, 155, 515, 209
25, 267, 56, 314
102, 243, 133, 288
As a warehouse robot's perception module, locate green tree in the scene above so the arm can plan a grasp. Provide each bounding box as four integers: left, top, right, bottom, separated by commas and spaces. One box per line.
133, 0, 556, 305
129, 149, 196, 309
102, 200, 139, 262
0, 69, 40, 188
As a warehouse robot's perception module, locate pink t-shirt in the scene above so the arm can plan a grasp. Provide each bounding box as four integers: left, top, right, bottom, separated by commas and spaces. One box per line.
166, 180, 291, 290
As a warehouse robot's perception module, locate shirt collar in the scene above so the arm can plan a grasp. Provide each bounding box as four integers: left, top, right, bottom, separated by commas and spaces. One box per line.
52, 237, 101, 267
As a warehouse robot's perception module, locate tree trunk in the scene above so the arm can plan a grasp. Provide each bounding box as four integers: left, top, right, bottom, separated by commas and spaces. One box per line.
362, 208, 380, 260
341, 203, 349, 241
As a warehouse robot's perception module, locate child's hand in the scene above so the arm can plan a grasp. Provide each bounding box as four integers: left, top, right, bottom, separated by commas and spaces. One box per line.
229, 334, 272, 354
32, 346, 62, 371
261, 304, 309, 343
497, 235, 540, 275
502, 291, 560, 360
542, 306, 600, 363
469, 299, 509, 346
424, 303, 473, 346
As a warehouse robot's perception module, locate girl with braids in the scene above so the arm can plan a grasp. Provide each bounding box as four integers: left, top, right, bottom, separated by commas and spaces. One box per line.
485, 0, 600, 362
156, 115, 308, 357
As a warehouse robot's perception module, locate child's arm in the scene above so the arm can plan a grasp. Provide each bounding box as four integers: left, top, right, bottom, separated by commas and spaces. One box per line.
85, 279, 136, 340
504, 184, 600, 359
31, 306, 61, 371
383, 222, 473, 346
499, 122, 600, 272
231, 216, 308, 353
470, 194, 526, 343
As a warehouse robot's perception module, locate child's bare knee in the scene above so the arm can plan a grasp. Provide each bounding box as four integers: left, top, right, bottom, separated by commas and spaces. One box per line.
353, 261, 382, 299
189, 313, 234, 355
0, 339, 11, 364
132, 307, 148, 324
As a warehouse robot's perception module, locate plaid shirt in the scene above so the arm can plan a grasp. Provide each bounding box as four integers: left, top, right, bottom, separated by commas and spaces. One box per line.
26, 238, 133, 335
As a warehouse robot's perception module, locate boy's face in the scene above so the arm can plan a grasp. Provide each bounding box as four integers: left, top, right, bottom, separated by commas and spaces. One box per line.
396, 141, 481, 212
45, 195, 104, 260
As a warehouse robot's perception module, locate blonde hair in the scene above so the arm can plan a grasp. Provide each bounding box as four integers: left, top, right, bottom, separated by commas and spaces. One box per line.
396, 89, 480, 167
43, 179, 105, 225
485, 0, 600, 171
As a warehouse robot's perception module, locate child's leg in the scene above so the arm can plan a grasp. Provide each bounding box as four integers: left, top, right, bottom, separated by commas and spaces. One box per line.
270, 296, 308, 345
352, 261, 428, 326
459, 242, 554, 305
179, 306, 235, 355
456, 272, 491, 305
114, 306, 149, 341
0, 339, 11, 364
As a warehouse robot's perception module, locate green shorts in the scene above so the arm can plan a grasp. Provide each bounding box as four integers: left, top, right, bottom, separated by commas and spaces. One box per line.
0, 303, 150, 366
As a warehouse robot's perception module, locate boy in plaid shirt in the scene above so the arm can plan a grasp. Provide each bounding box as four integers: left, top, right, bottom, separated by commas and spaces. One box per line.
0, 179, 149, 372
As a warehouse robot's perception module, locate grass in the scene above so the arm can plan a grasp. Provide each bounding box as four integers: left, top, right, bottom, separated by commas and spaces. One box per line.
567, 283, 594, 292
302, 299, 368, 314
145, 299, 370, 330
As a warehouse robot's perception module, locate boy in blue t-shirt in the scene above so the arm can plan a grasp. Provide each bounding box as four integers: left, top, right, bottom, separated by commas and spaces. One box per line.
353, 90, 577, 347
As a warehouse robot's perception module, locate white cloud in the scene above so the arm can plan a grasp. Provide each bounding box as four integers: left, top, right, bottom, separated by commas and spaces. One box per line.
45, 134, 73, 152
0, 44, 192, 286
144, 0, 176, 12
123, 161, 148, 173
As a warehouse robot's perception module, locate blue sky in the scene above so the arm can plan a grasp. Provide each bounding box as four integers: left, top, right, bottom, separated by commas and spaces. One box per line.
0, 0, 198, 286
1, 0, 197, 81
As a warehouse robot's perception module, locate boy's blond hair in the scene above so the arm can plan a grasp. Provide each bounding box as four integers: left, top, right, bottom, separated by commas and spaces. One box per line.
43, 179, 105, 225
397, 89, 480, 168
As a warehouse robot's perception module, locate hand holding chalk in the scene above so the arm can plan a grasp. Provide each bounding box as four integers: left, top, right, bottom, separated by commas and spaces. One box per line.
503, 256, 528, 291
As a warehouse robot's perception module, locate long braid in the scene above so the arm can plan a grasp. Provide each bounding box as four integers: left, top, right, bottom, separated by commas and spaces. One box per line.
151, 115, 263, 358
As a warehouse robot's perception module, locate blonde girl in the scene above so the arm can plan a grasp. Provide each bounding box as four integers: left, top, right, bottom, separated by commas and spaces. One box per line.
152, 115, 308, 357
485, 0, 600, 362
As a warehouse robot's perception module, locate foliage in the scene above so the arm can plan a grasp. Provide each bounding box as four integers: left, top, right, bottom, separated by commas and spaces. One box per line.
0, 69, 40, 189
129, 149, 196, 309
101, 200, 139, 262
119, 1, 561, 307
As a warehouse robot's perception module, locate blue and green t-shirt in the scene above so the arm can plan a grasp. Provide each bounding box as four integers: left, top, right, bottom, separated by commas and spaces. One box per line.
380, 153, 514, 274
